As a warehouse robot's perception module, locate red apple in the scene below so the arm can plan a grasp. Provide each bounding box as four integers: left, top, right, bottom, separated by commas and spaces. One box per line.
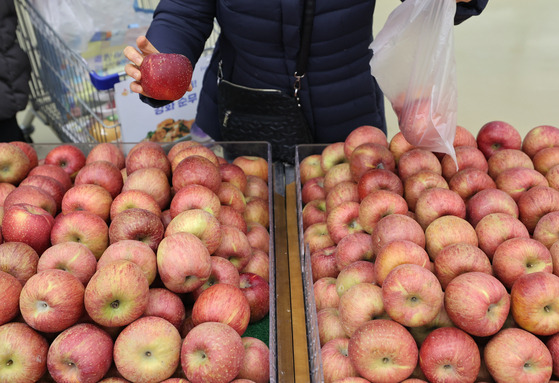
321, 337, 358, 383
126, 144, 171, 178
356, 168, 403, 201
19, 269, 85, 332
2, 203, 54, 254
219, 162, 248, 193
348, 319, 418, 382
440, 145, 488, 182
327, 201, 364, 243
19, 174, 65, 213
143, 288, 186, 330
122, 166, 172, 210
487, 148, 534, 179
476, 120, 522, 159
0, 270, 22, 325
339, 283, 384, 337
547, 163, 559, 190
344, 125, 388, 160
518, 185, 559, 234
547, 333, 559, 378
371, 213, 425, 257
4, 184, 57, 216
301, 176, 326, 205
466, 187, 519, 228
243, 197, 270, 229
0, 182, 15, 205
193, 255, 241, 299
321, 142, 347, 173
334, 232, 374, 270
522, 124, 559, 158
0, 142, 31, 184
444, 272, 510, 337
397, 148, 442, 181
109, 189, 162, 220
244, 174, 269, 201
232, 155, 269, 183
533, 211, 559, 248
533, 146, 559, 175
139, 52, 192, 101
217, 182, 247, 213
414, 187, 466, 230
317, 307, 347, 347
358, 189, 408, 234
314, 276, 340, 311
171, 145, 220, 172
448, 167, 496, 202
0, 241, 39, 286
37, 242, 97, 286
495, 166, 549, 202
236, 337, 270, 383
389, 131, 415, 165
311, 245, 339, 282
109, 207, 164, 251
44, 144, 86, 178
170, 183, 221, 218
239, 272, 269, 323
374, 240, 430, 286
323, 162, 353, 194
98, 239, 157, 285
304, 222, 335, 255
325, 181, 358, 213
165, 208, 222, 254
424, 215, 477, 261
246, 222, 270, 254
302, 198, 327, 231
453, 125, 478, 148
299, 154, 325, 186
213, 225, 252, 271
62, 183, 113, 221
349, 142, 396, 182
10, 141, 38, 169
434, 243, 492, 289
86, 142, 125, 169
217, 204, 248, 233
403, 170, 449, 212
335, 260, 375, 297
475, 212, 530, 261
241, 248, 269, 282
28, 163, 73, 191
74, 160, 124, 199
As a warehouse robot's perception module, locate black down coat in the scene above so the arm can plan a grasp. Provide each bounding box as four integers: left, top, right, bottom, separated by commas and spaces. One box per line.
0, 0, 31, 120
144, 0, 488, 143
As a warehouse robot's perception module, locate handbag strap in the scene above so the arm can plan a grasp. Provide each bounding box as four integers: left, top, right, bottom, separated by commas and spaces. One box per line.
294, 0, 316, 99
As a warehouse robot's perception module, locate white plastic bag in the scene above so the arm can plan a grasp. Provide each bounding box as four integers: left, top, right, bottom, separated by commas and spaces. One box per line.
370, 0, 458, 163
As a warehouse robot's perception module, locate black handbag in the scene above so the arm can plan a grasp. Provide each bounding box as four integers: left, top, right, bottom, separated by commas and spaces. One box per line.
217, 0, 315, 164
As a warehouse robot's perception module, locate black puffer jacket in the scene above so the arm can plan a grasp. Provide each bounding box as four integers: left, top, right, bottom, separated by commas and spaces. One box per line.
0, 0, 31, 120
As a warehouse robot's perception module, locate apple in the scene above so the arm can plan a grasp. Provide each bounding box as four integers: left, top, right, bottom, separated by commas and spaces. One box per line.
424, 215, 477, 261
533, 146, 559, 175
10, 141, 38, 169
0, 182, 15, 204
484, 327, 553, 383
389, 131, 415, 164
0, 322, 49, 383
299, 154, 325, 185
19, 174, 66, 213
314, 276, 340, 311
323, 163, 353, 198
241, 248, 269, 282
382, 264, 444, 327
232, 155, 269, 183
448, 167, 496, 202
335, 260, 375, 297
301, 176, 326, 205
518, 185, 559, 234
62, 183, 113, 221
143, 288, 186, 330
310, 245, 338, 281
397, 148, 442, 181
325, 181, 358, 213
0, 142, 30, 184
47, 323, 113, 383
476, 120, 522, 158
334, 232, 374, 270
213, 225, 253, 271
181, 321, 244, 383
2, 203, 54, 254
327, 201, 364, 243
0, 241, 39, 286
396, 97, 441, 148
547, 163, 559, 190
170, 183, 221, 218
114, 316, 182, 382
487, 148, 534, 179
492, 237, 553, 289
453, 125, 478, 148
433, 243, 492, 289
191, 283, 251, 336
139, 52, 192, 100
321, 338, 358, 383
126, 144, 172, 178
44, 144, 86, 178
219, 162, 248, 193
4, 184, 57, 217
344, 125, 388, 159
98, 239, 157, 285
171, 145, 220, 172
217, 182, 246, 213
0, 270, 21, 325
303, 222, 335, 255
533, 211, 559, 249
122, 166, 171, 210
406, 304, 454, 347
37, 242, 97, 286
338, 283, 384, 337
356, 168, 403, 201
166, 141, 200, 162
440, 146, 488, 181
465, 187, 519, 228
246, 222, 270, 254
243, 197, 270, 229
349, 142, 396, 182
86, 142, 126, 169
28, 163, 73, 192
414, 187, 466, 230
403, 170, 449, 212
475, 212, 530, 260
546, 333, 559, 378
193, 255, 241, 299
371, 213, 425, 257
358, 189, 408, 234
444, 272, 510, 337
495, 166, 549, 202
239, 272, 269, 323
109, 207, 165, 251
236, 337, 270, 383
522, 124, 559, 158
244, 175, 269, 202
321, 142, 347, 173
418, 327, 480, 383
217, 204, 248, 233
373, 240, 430, 286
19, 269, 84, 333
84, 259, 149, 327
317, 307, 347, 347
511, 271, 559, 336
302, 198, 327, 231
157, 232, 212, 293
165, 208, 222, 254
110, 189, 162, 220
347, 319, 418, 382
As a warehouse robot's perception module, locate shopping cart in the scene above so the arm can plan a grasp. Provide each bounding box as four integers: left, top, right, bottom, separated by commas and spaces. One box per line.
14, 0, 219, 144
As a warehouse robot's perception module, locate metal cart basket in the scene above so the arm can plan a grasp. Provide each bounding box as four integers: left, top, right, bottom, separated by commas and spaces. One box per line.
14, 0, 219, 144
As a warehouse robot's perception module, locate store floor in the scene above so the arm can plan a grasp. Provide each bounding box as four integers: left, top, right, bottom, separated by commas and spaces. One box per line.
19, 0, 559, 144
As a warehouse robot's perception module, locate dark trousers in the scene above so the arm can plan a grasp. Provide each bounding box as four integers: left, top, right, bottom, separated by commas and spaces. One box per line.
0, 116, 26, 142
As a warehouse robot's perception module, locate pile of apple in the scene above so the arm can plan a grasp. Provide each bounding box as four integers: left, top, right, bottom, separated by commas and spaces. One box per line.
0, 140, 272, 383
300, 122, 559, 383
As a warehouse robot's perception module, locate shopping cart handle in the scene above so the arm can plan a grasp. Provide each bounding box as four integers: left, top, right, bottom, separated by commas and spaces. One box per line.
89, 71, 122, 91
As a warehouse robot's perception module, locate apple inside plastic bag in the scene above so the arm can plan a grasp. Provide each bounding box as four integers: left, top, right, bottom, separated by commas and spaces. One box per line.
370, 0, 458, 167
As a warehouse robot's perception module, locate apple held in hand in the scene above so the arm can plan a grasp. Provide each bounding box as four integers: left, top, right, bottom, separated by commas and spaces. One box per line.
140, 53, 193, 101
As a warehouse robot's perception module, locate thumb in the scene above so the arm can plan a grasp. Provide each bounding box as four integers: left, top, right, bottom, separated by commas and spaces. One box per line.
136, 36, 160, 56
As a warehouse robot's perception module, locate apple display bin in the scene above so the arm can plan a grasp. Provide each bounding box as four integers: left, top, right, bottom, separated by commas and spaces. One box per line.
294, 144, 329, 383
29, 140, 278, 382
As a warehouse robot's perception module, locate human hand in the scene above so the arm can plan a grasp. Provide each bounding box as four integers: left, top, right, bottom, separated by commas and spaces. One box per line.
123, 36, 193, 96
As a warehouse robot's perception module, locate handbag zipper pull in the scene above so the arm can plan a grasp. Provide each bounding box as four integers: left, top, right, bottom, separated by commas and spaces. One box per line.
223, 110, 231, 127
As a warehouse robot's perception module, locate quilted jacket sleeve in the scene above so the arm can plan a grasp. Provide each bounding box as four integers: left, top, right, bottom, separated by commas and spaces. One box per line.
455, 0, 489, 25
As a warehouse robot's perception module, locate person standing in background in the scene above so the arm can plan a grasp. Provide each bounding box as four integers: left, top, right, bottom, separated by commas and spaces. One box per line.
0, 0, 32, 142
